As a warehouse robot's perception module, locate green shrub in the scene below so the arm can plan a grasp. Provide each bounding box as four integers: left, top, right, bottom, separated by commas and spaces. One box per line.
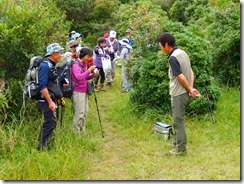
0, 0, 70, 80
205, 2, 240, 87
0, 0, 71, 123
129, 22, 221, 115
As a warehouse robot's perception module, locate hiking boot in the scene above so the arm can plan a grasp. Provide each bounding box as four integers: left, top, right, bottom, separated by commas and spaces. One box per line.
94, 85, 100, 92
169, 149, 187, 156
100, 85, 106, 91
106, 82, 112, 87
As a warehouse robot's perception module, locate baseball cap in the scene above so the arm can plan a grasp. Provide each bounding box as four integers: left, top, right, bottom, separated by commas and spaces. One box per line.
104, 33, 109, 39
109, 30, 116, 38
45, 43, 64, 57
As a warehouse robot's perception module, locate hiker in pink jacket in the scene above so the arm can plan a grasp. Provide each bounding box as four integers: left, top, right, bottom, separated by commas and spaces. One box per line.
71, 47, 98, 133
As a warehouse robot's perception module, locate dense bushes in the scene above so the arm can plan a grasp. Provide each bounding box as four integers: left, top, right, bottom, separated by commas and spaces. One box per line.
206, 2, 240, 87
0, 0, 70, 122
117, 1, 221, 115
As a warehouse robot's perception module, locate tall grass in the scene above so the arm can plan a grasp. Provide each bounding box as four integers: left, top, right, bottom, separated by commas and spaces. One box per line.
0, 69, 240, 180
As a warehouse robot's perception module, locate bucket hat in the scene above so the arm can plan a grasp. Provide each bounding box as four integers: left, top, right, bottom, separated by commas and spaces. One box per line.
45, 43, 64, 57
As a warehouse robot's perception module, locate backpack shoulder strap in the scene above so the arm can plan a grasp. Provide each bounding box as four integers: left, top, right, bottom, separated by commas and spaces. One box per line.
43, 58, 54, 69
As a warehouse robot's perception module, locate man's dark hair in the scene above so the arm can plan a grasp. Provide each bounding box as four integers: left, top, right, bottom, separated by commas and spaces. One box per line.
157, 33, 176, 47
97, 37, 106, 44
79, 47, 93, 58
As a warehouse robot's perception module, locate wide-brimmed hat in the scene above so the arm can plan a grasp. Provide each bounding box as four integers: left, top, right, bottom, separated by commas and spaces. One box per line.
119, 38, 132, 49
45, 43, 64, 57
74, 33, 83, 39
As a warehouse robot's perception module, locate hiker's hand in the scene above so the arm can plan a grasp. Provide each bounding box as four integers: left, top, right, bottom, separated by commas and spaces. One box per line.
57, 98, 65, 106
49, 101, 57, 112
89, 65, 96, 73
189, 88, 201, 97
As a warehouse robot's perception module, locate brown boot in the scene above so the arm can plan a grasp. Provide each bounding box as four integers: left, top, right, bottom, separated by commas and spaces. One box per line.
94, 85, 100, 92
100, 84, 106, 91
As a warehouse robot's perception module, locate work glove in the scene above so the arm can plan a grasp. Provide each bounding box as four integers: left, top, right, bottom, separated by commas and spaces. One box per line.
57, 97, 65, 107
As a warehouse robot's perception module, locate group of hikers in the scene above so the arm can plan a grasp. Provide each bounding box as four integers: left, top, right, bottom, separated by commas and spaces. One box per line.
37, 28, 135, 150
37, 29, 200, 156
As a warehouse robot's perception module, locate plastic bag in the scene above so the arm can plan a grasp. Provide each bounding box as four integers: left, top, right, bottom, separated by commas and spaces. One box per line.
102, 56, 111, 73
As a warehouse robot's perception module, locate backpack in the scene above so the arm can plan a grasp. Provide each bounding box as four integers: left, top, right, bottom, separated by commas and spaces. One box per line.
24, 56, 45, 99
24, 56, 58, 100
57, 59, 75, 98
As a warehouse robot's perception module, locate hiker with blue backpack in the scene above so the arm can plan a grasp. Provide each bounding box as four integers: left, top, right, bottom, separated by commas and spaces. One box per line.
37, 43, 65, 150
71, 47, 98, 133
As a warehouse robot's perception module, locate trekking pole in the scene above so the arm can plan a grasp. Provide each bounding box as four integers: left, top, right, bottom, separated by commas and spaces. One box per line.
92, 81, 105, 138
204, 88, 215, 123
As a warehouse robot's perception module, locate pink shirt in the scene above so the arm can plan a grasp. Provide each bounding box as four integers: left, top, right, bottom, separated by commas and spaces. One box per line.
71, 59, 93, 93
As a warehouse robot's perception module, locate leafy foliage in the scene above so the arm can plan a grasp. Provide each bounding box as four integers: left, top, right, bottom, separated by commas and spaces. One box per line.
129, 19, 221, 115
115, 0, 167, 55
205, 1, 240, 87
0, 0, 70, 122
0, 0, 70, 80
54, 0, 121, 46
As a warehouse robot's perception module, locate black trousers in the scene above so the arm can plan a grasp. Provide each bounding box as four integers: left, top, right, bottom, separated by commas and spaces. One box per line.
94, 67, 105, 86
37, 101, 56, 150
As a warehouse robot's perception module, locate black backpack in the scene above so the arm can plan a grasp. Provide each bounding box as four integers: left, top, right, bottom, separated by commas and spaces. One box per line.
24, 56, 47, 100
57, 59, 75, 98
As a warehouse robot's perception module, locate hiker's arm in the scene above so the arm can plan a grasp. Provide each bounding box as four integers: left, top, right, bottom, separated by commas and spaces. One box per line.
73, 64, 94, 80
177, 74, 193, 93
189, 69, 194, 88
177, 74, 199, 97
41, 88, 56, 112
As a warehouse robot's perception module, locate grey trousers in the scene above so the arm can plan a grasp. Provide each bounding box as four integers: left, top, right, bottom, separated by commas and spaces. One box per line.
105, 60, 116, 83
72, 92, 89, 133
121, 60, 131, 91
171, 92, 189, 151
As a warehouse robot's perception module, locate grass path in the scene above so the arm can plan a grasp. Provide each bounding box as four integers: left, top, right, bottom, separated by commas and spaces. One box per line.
85, 69, 138, 180
82, 68, 240, 180
84, 68, 166, 180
